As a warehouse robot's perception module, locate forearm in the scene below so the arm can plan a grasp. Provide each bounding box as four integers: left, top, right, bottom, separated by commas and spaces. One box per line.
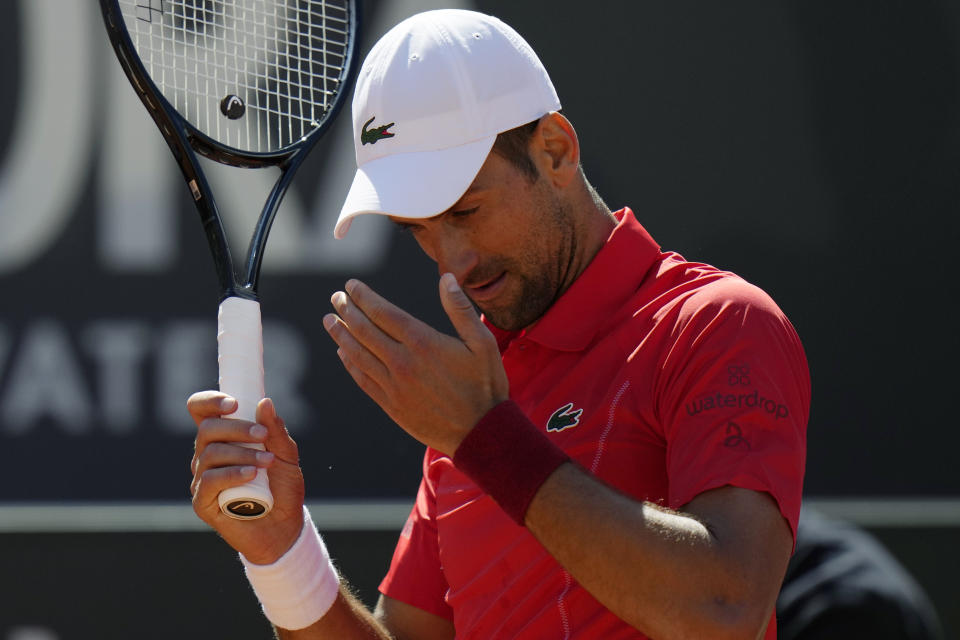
524, 463, 779, 640
274, 587, 392, 640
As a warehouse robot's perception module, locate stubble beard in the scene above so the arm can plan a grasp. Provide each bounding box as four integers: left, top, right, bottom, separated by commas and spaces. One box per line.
478, 269, 558, 332
476, 194, 576, 332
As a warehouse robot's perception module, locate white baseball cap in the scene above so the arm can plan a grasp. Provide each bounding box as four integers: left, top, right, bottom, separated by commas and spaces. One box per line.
334, 9, 562, 239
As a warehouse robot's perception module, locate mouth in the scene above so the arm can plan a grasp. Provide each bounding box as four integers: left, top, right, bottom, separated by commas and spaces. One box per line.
464, 272, 507, 303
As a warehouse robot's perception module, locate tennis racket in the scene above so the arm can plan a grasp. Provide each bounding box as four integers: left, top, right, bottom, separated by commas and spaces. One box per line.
100, 0, 360, 519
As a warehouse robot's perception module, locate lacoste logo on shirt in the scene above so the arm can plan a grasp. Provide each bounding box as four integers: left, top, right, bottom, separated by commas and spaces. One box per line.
546, 403, 583, 432
361, 116, 395, 145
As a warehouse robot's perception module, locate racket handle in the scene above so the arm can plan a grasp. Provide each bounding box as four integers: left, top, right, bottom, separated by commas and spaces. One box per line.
216, 296, 274, 519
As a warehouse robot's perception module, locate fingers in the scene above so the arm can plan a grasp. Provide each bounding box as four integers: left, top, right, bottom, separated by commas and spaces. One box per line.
194, 415, 265, 454
187, 390, 237, 426
333, 340, 392, 411
190, 442, 274, 497
337, 279, 425, 344
342, 279, 409, 338
191, 465, 259, 508
191, 416, 267, 476
187, 394, 307, 563
192, 397, 297, 456
323, 307, 392, 385
190, 399, 290, 505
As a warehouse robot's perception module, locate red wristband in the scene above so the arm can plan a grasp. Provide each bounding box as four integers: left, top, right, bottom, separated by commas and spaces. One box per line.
453, 400, 571, 525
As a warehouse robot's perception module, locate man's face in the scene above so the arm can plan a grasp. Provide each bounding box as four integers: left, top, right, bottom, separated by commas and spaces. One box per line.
390, 151, 577, 331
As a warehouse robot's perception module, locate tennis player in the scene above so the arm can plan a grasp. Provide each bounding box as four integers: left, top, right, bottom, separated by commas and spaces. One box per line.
189, 9, 809, 639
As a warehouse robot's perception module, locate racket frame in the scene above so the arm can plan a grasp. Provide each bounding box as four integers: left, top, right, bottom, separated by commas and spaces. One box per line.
99, 0, 360, 301
99, 0, 361, 517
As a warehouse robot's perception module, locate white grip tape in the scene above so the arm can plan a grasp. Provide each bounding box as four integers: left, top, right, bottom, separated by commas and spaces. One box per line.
217, 296, 273, 518
241, 506, 341, 630
218, 297, 264, 422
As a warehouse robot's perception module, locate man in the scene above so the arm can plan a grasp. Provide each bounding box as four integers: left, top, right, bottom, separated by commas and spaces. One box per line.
189, 9, 809, 639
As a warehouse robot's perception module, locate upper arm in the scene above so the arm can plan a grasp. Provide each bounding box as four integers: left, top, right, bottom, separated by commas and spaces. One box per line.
660, 277, 810, 541
374, 594, 456, 640
682, 486, 794, 615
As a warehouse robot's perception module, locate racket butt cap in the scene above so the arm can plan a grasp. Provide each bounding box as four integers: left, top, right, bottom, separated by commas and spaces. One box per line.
219, 469, 274, 520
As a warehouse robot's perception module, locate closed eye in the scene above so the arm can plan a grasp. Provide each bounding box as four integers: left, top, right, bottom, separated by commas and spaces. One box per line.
392, 220, 421, 235
450, 207, 478, 219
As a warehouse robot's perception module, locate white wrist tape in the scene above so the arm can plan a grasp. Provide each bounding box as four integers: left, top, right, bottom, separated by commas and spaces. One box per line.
240, 506, 340, 630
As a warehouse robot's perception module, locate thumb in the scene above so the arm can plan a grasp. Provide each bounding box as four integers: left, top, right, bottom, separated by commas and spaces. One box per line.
255, 397, 300, 463
439, 273, 485, 341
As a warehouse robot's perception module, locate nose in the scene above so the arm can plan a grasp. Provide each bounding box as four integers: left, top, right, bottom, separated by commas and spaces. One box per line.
421, 227, 479, 284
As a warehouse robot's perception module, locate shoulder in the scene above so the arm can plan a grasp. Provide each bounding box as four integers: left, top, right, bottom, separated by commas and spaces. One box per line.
662, 256, 782, 313
647, 256, 795, 341
646, 259, 809, 404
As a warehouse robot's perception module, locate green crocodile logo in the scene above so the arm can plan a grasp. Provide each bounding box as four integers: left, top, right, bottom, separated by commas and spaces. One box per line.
546, 402, 583, 433
361, 116, 395, 145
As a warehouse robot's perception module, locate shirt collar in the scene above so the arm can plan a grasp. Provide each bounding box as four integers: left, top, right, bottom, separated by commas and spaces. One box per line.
486, 208, 662, 353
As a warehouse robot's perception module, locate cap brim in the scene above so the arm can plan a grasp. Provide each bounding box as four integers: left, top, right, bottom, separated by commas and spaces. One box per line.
335, 135, 497, 239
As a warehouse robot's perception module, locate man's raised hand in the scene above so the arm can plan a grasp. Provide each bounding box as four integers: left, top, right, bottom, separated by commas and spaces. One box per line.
323, 274, 508, 456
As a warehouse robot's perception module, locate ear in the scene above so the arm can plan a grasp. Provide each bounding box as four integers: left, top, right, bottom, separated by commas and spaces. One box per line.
530, 112, 580, 188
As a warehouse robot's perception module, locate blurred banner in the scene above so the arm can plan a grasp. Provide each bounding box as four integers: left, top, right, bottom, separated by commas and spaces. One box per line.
2, 0, 957, 501
0, 0, 470, 502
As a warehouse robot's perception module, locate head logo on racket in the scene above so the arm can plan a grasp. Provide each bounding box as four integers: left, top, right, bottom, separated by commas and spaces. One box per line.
220, 94, 246, 120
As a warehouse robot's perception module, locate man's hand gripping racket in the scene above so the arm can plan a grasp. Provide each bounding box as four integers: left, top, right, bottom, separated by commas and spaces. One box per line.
100, 0, 359, 518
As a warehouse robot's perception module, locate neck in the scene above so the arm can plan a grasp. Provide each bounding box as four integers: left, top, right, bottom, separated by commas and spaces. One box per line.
573, 176, 617, 277
550, 177, 617, 308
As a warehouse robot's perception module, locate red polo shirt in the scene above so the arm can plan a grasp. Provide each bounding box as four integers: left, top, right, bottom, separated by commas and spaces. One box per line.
380, 208, 809, 638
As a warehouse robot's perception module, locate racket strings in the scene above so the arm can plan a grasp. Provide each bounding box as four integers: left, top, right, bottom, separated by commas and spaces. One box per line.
123, 0, 350, 154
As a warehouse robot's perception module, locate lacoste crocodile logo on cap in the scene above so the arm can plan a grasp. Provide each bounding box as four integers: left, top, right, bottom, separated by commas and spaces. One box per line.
546, 402, 583, 432
361, 116, 395, 145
